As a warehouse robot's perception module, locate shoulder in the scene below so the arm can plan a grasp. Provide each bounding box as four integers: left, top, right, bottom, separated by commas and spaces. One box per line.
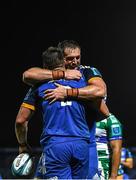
79, 65, 102, 81
107, 114, 122, 125
79, 65, 101, 75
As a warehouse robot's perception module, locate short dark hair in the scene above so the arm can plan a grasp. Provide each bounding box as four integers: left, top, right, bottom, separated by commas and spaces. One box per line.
57, 40, 81, 54
42, 47, 64, 70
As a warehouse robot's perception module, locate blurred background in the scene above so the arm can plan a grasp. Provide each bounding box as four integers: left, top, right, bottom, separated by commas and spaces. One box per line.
0, 0, 136, 178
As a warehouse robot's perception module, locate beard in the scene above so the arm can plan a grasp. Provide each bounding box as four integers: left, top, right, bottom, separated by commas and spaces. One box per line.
65, 62, 80, 69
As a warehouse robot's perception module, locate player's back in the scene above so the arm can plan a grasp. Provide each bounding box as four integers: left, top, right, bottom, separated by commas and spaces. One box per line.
35, 78, 90, 147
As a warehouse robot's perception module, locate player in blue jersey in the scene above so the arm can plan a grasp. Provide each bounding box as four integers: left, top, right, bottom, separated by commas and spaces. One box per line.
117, 147, 133, 179
15, 46, 106, 179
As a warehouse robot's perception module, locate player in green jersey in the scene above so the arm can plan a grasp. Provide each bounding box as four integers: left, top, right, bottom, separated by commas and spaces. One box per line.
96, 113, 123, 180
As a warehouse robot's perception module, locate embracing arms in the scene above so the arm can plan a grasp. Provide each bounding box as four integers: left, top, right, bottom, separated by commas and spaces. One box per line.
44, 77, 107, 104
23, 67, 82, 85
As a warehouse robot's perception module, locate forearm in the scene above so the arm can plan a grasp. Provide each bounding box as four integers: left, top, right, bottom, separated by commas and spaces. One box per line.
15, 121, 28, 145
44, 83, 106, 103
121, 160, 133, 168
23, 68, 81, 86
66, 85, 105, 100
109, 140, 122, 179
76, 77, 107, 100
23, 67, 53, 85
110, 150, 121, 179
78, 85, 106, 100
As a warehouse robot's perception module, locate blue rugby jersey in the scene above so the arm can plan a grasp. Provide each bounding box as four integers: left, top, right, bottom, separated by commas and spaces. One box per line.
22, 66, 103, 147
22, 78, 89, 147
118, 147, 133, 175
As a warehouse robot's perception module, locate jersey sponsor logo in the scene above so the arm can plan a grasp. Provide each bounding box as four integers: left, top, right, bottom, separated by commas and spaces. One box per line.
91, 67, 102, 76
79, 65, 90, 69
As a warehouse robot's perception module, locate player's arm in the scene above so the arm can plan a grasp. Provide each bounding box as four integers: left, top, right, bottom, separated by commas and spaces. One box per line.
78, 67, 107, 100
15, 106, 34, 154
107, 115, 123, 179
121, 158, 133, 168
44, 76, 106, 104
15, 87, 37, 154
121, 150, 133, 168
91, 98, 110, 117
109, 139, 122, 179
23, 67, 82, 85
78, 76, 106, 99
82, 67, 109, 116
23, 67, 53, 85
45, 67, 106, 102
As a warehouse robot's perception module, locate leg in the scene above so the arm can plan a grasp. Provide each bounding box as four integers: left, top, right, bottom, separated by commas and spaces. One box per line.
43, 142, 72, 179
71, 140, 89, 179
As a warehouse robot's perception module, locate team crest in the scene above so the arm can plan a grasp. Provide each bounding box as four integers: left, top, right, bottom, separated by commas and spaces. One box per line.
113, 127, 120, 134
112, 125, 121, 135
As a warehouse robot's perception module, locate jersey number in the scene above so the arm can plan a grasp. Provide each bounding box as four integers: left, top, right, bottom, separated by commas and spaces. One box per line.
60, 86, 72, 106
61, 101, 72, 106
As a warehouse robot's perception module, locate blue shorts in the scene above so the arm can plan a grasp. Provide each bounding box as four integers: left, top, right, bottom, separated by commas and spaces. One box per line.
88, 142, 100, 179
35, 139, 89, 179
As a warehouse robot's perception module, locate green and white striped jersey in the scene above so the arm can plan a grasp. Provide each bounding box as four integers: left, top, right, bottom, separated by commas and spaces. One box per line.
96, 114, 123, 159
